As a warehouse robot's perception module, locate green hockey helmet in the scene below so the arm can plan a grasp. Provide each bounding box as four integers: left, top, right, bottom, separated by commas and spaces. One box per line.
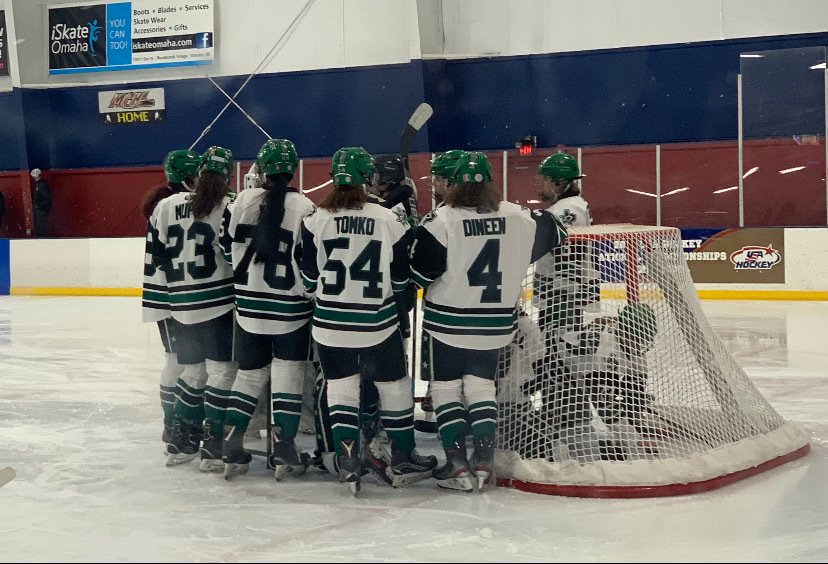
430, 149, 465, 179
257, 139, 298, 176
617, 302, 658, 347
538, 152, 583, 182
199, 146, 234, 180
163, 149, 201, 184
331, 147, 376, 187
451, 151, 493, 184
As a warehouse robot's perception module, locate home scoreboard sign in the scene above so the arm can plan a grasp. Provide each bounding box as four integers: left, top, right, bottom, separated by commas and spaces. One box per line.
0, 11, 9, 77
48, 0, 213, 75
99, 87, 166, 124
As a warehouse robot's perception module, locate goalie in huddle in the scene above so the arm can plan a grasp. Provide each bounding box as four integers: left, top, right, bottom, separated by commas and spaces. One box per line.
496, 302, 659, 463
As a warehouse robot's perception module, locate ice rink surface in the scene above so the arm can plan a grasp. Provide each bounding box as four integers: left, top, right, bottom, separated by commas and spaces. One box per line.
0, 296, 826, 563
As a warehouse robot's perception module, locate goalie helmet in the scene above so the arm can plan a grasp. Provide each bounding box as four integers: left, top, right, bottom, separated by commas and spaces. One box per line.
199, 146, 234, 180
163, 149, 201, 185
616, 302, 658, 351
373, 154, 405, 185
451, 151, 493, 184
430, 149, 464, 179
331, 147, 375, 188
538, 152, 583, 183
243, 162, 262, 191
257, 138, 298, 176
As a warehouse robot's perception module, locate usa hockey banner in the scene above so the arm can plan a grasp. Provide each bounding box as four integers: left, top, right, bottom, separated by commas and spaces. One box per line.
680, 227, 785, 284
0, 11, 9, 77
48, 0, 214, 75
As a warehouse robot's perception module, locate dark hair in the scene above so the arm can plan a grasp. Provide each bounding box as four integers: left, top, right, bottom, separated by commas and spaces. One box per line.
140, 185, 173, 220
559, 183, 582, 198
319, 185, 367, 213
445, 181, 501, 213
190, 170, 228, 220
252, 173, 293, 264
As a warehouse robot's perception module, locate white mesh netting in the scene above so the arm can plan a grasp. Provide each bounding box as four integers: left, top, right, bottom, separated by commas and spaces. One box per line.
492, 224, 810, 496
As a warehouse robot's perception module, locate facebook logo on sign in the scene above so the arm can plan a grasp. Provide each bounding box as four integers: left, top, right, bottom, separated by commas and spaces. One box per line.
196, 32, 212, 49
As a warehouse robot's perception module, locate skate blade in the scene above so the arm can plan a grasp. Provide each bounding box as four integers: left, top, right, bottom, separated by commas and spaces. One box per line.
367, 467, 393, 487
347, 481, 360, 496
273, 462, 308, 482
436, 476, 475, 492
224, 463, 250, 481
388, 470, 434, 488
165, 452, 198, 467
198, 458, 225, 473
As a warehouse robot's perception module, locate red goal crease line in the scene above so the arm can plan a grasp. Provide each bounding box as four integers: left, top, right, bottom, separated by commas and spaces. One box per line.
496, 443, 811, 498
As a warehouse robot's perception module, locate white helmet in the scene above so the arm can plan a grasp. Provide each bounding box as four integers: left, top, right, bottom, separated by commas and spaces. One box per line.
243, 162, 262, 190
31, 168, 42, 178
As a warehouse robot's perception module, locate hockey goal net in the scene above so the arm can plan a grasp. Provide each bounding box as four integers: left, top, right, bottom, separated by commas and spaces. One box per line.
493, 223, 810, 497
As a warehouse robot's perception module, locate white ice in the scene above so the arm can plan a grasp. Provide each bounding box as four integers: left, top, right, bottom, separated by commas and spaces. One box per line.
0, 296, 826, 563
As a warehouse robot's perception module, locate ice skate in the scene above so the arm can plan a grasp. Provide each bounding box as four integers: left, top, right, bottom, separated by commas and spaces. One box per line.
337, 439, 362, 496
269, 436, 310, 481
222, 425, 252, 481
198, 420, 225, 473
387, 447, 438, 488
165, 420, 199, 467
162, 423, 174, 456
433, 448, 474, 492
361, 436, 392, 486
470, 439, 495, 491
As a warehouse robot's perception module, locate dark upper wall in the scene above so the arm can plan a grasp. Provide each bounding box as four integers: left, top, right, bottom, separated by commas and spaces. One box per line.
11, 61, 429, 171
2, 32, 825, 174
423, 32, 828, 151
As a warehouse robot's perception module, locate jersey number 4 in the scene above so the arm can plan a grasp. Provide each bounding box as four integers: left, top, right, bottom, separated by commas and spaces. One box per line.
467, 239, 503, 303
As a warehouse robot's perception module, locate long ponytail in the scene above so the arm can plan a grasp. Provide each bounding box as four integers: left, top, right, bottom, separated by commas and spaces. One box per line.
252, 173, 292, 264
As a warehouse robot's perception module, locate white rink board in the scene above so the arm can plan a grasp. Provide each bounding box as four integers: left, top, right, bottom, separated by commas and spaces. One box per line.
6, 228, 826, 296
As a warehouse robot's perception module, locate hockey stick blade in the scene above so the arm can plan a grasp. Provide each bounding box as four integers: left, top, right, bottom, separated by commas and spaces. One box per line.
0, 467, 16, 488
399, 103, 434, 157
408, 102, 433, 132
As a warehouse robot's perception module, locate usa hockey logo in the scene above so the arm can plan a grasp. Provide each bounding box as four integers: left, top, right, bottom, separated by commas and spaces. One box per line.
729, 245, 782, 270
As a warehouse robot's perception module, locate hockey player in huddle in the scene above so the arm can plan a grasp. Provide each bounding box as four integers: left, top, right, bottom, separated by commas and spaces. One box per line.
218, 139, 316, 480
370, 154, 420, 228
417, 149, 465, 432
409, 151, 567, 492
301, 147, 437, 495
532, 152, 600, 369
141, 149, 202, 449
151, 146, 238, 471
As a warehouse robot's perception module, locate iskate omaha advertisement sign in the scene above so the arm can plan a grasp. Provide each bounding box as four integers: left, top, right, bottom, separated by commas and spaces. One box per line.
48, 0, 214, 74
0, 11, 9, 77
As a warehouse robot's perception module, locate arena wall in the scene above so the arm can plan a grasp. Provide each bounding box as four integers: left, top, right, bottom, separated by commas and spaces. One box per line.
1, 228, 825, 299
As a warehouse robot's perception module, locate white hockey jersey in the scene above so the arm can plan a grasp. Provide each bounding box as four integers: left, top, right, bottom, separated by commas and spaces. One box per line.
410, 201, 567, 350
142, 210, 171, 323
533, 194, 599, 328
220, 188, 315, 335
301, 203, 413, 348
547, 194, 592, 228
151, 191, 235, 325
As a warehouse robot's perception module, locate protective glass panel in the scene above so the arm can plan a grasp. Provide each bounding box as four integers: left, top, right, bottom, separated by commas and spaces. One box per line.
740, 47, 827, 226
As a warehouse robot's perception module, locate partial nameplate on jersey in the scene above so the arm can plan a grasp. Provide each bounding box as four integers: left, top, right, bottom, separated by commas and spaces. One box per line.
98, 87, 166, 125
48, 0, 214, 75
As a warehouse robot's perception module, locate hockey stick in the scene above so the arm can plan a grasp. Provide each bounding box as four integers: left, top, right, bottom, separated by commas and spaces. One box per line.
0, 467, 16, 488
400, 103, 432, 391
399, 102, 433, 176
